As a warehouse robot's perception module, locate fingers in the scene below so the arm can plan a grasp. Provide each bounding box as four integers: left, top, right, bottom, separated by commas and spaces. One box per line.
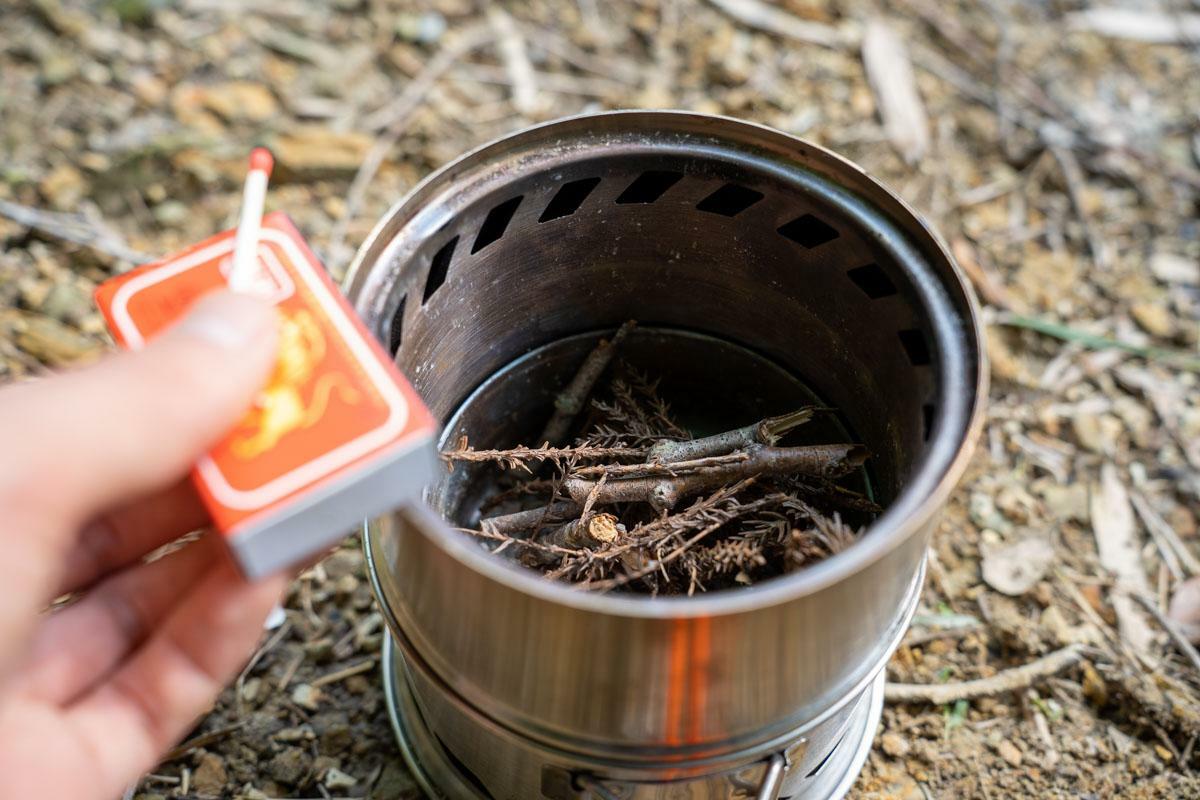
66, 560, 286, 794
57, 480, 208, 595
15, 534, 222, 705
0, 290, 277, 536
0, 291, 276, 634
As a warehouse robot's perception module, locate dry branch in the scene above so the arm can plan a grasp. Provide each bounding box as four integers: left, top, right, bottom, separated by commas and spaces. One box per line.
885, 644, 1086, 704
706, 0, 851, 49
443, 440, 646, 471
539, 321, 636, 445
480, 500, 581, 536
563, 444, 867, 511
647, 407, 819, 463
542, 513, 623, 550
571, 452, 749, 479
862, 18, 930, 164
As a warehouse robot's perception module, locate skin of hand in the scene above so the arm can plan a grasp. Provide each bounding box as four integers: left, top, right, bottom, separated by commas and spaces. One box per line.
0, 290, 286, 799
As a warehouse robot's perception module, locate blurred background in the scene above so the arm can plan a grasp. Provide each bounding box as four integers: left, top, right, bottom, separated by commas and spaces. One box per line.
1, 1, 1198, 798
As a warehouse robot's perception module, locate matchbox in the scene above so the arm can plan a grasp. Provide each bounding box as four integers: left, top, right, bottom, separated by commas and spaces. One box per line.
95, 212, 438, 578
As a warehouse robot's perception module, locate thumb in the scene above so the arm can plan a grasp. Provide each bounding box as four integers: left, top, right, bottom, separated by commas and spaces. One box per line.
0, 290, 278, 532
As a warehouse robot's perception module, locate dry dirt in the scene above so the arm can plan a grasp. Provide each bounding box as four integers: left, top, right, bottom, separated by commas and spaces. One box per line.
1, 0, 1198, 798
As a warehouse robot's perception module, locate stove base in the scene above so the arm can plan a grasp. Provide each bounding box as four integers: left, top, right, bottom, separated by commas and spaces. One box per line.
382, 634, 884, 800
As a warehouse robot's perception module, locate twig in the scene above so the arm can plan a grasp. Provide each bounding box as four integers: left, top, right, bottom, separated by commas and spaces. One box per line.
1128, 591, 1200, 677
539, 321, 636, 445
903, 624, 986, 648
705, 0, 851, 49
572, 452, 749, 479
1131, 491, 1200, 576
159, 723, 244, 762
1046, 139, 1111, 271
862, 18, 930, 164
310, 656, 380, 688
885, 645, 1086, 704
0, 199, 150, 263
442, 441, 646, 471
542, 512, 622, 550
563, 444, 868, 511
996, 312, 1200, 373
580, 493, 786, 592
480, 500, 581, 536
1065, 9, 1200, 44
487, 7, 538, 116
647, 407, 820, 463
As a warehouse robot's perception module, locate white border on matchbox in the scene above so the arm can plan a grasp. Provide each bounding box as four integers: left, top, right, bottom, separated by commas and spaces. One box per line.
109, 227, 411, 511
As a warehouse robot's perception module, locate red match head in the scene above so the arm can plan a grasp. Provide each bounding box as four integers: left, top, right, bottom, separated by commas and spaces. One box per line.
249, 147, 274, 176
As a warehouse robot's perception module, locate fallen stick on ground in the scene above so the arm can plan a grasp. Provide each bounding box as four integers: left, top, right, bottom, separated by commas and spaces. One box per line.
1128, 590, 1200, 677
0, 199, 150, 263
884, 644, 1085, 704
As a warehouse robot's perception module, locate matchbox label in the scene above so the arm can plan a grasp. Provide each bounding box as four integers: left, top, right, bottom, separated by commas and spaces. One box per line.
95, 213, 435, 537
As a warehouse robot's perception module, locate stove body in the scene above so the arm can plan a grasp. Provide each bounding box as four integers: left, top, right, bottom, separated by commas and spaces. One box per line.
348, 112, 986, 799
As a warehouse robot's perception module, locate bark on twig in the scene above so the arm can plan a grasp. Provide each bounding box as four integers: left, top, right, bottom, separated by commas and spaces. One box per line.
564, 444, 868, 511
646, 407, 820, 463
884, 644, 1085, 704
539, 321, 637, 446
442, 440, 646, 471
542, 513, 623, 549
571, 452, 749, 479
480, 500, 581, 536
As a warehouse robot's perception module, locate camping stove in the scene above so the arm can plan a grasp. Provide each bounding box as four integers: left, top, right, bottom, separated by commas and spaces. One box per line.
347, 112, 986, 799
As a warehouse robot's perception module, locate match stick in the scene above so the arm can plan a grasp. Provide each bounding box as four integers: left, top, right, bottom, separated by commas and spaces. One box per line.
228, 147, 274, 293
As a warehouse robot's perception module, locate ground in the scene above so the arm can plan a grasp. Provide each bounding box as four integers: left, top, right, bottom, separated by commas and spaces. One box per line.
1, 0, 1198, 798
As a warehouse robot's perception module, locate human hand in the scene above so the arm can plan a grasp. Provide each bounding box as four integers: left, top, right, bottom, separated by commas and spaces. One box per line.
0, 290, 285, 799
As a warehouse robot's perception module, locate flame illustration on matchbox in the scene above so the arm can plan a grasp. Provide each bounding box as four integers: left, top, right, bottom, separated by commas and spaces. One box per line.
231, 307, 361, 459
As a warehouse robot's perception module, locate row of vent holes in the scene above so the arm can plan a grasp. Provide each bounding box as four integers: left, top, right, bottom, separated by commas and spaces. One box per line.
419, 172, 850, 307
404, 171, 937, 438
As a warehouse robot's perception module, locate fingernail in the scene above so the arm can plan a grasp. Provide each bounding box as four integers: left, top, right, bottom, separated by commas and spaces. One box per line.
172, 290, 277, 350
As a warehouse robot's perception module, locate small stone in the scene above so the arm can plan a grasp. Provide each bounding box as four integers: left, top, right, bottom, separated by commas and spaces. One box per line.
324, 767, 358, 790
39, 163, 87, 210
198, 81, 279, 122
1149, 252, 1198, 285
319, 722, 354, 756
371, 761, 419, 800
880, 731, 911, 758
273, 127, 373, 177
267, 746, 308, 785
969, 492, 1011, 534
981, 537, 1055, 596
997, 739, 1023, 767
1071, 412, 1120, 455
1033, 479, 1089, 523
334, 573, 360, 596
192, 751, 227, 795
275, 725, 313, 743
1081, 662, 1108, 707
1131, 302, 1175, 339
16, 315, 98, 366
40, 282, 91, 325
1155, 744, 1174, 762
395, 12, 446, 43
291, 683, 322, 711
153, 200, 189, 226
